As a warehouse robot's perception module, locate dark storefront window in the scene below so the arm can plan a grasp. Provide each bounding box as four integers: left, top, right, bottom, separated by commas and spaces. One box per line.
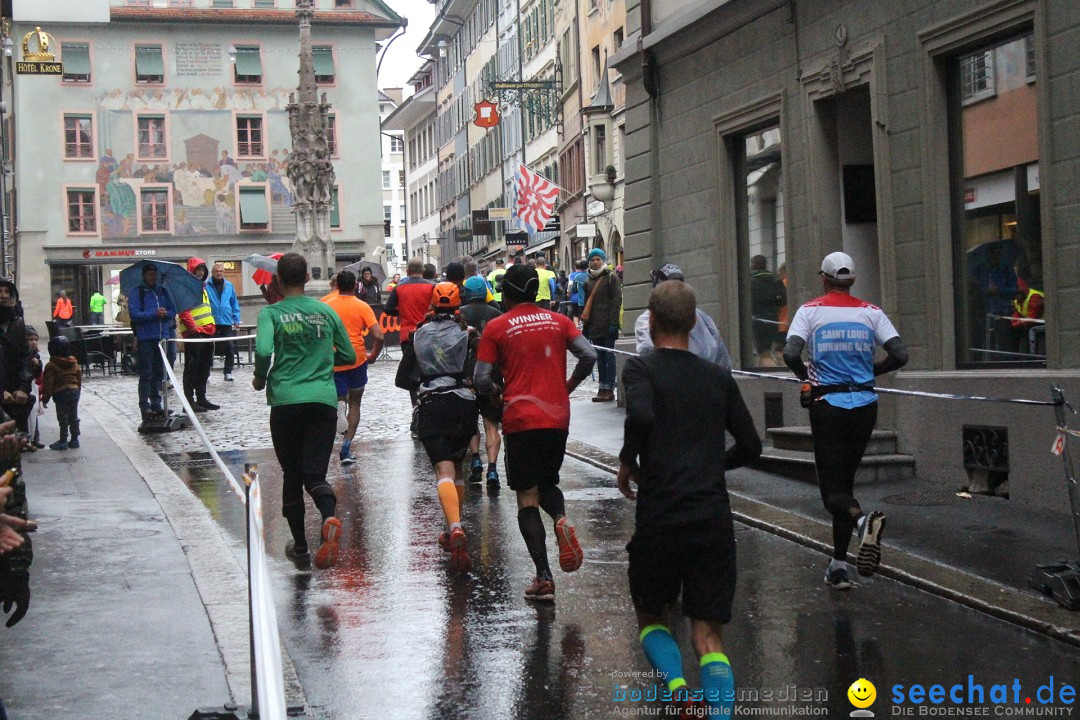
735, 124, 786, 368
950, 34, 1044, 367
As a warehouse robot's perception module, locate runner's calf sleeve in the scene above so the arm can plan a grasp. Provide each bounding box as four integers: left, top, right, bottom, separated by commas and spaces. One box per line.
537, 484, 566, 520
306, 479, 337, 521
517, 506, 552, 579
455, 478, 465, 508
437, 478, 461, 525
640, 625, 686, 693
700, 652, 734, 717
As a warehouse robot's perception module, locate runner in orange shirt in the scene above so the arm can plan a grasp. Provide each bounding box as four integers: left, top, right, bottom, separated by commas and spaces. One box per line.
323, 270, 384, 465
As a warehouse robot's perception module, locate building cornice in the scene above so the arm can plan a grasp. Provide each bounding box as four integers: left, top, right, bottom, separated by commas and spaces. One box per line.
110, 7, 400, 30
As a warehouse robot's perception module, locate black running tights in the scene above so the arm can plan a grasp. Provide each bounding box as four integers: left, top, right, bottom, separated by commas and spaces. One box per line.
270, 403, 338, 549
809, 400, 877, 560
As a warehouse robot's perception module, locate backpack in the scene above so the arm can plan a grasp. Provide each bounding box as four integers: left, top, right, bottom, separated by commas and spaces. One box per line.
570, 273, 586, 304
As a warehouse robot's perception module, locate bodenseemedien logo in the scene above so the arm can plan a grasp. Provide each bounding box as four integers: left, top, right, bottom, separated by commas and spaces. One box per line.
849, 679, 877, 718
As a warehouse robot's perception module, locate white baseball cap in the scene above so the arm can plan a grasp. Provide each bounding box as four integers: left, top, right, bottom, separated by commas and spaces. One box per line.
820, 251, 856, 280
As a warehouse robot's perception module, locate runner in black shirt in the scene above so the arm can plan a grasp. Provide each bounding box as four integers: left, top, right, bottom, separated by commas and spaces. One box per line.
618, 281, 761, 718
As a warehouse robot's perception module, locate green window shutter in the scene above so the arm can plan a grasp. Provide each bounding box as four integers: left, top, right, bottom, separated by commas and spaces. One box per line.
235, 47, 262, 77
135, 46, 164, 77
239, 188, 269, 225
313, 47, 334, 78
62, 43, 91, 75
330, 187, 340, 228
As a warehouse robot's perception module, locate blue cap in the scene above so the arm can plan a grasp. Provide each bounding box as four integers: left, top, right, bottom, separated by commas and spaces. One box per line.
588, 248, 607, 261
463, 276, 488, 302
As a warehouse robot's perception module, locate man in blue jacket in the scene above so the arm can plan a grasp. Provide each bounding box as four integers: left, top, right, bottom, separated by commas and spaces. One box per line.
128, 264, 177, 421
207, 262, 241, 381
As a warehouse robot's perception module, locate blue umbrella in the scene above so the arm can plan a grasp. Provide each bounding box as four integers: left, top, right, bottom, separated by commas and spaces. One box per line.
118, 260, 205, 314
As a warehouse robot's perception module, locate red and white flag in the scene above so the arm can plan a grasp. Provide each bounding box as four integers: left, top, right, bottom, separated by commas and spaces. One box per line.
514, 164, 561, 234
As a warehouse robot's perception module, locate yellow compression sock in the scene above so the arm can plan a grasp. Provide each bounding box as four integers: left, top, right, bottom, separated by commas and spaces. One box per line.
437, 478, 461, 525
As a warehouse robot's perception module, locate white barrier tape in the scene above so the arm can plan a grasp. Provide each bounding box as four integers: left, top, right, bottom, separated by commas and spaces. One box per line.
170, 334, 258, 343
156, 342, 247, 502
969, 348, 1046, 359
245, 468, 288, 720
589, 343, 1062, 407
987, 313, 1046, 325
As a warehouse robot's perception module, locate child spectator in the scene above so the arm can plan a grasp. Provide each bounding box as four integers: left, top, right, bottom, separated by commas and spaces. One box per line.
42, 337, 81, 450
24, 327, 44, 450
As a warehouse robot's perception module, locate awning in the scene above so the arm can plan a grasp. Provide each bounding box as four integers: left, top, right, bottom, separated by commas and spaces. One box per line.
526, 237, 558, 254
313, 47, 334, 78
235, 47, 262, 77
135, 46, 164, 77
239, 188, 269, 224
62, 43, 91, 75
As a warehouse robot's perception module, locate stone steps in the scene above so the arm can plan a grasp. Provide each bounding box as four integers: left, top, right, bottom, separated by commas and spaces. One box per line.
751, 426, 916, 484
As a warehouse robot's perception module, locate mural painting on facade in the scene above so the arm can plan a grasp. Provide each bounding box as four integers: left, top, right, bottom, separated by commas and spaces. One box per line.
92, 87, 301, 238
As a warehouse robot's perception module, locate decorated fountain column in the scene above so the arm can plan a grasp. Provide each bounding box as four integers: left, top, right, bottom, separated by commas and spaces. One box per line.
286, 0, 336, 283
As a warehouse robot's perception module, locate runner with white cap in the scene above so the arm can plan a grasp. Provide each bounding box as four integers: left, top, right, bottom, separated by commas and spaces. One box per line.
782, 251, 909, 589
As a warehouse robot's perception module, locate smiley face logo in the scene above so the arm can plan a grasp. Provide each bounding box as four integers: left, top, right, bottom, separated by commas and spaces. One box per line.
848, 678, 877, 709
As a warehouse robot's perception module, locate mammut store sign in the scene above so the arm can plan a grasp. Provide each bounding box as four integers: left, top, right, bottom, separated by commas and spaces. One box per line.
82, 249, 157, 258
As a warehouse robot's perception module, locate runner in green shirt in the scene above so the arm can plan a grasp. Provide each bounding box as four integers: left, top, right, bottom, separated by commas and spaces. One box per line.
253, 253, 355, 570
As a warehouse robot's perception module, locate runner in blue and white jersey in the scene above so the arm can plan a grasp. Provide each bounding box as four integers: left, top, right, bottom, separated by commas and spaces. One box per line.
783, 252, 908, 590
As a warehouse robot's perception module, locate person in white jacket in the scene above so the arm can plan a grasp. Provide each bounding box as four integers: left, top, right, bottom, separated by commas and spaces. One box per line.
634, 263, 732, 369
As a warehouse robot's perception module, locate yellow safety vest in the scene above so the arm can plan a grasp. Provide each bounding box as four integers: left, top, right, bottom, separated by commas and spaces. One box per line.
191, 289, 215, 328
1013, 288, 1044, 317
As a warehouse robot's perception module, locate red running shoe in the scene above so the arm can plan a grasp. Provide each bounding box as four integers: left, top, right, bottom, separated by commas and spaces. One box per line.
314, 517, 342, 569
437, 532, 452, 552
448, 527, 471, 573
523, 576, 556, 603
555, 517, 583, 572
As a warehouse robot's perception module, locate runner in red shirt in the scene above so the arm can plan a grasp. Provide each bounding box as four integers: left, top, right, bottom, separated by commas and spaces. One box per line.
474, 264, 597, 603
385, 258, 436, 434
385, 258, 436, 343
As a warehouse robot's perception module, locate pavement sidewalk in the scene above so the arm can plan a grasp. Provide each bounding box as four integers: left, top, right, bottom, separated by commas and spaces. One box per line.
0, 394, 233, 718
567, 396, 1080, 646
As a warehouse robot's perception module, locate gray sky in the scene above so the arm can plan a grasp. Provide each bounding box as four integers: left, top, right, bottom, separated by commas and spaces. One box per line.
379, 0, 439, 94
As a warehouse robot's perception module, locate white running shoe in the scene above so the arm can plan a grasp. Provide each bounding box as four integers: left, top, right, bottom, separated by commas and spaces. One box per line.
856, 511, 886, 577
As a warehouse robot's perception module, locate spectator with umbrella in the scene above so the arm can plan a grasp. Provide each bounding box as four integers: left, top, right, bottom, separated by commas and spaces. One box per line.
120, 260, 204, 423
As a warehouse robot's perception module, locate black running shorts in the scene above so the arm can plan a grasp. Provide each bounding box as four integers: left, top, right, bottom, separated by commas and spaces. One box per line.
503, 428, 568, 492
421, 434, 474, 465
476, 393, 503, 424
627, 526, 737, 623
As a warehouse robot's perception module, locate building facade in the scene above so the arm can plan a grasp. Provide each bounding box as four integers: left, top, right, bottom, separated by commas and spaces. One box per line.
557, 0, 626, 270
379, 88, 406, 276
611, 0, 1080, 512
10, 0, 399, 322
383, 62, 439, 267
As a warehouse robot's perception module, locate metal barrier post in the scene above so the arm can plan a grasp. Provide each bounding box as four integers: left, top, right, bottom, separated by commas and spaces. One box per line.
1029, 385, 1080, 610
159, 339, 168, 418
244, 466, 260, 719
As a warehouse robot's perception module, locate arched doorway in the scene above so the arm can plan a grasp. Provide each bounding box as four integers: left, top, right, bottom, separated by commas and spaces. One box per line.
610, 228, 623, 268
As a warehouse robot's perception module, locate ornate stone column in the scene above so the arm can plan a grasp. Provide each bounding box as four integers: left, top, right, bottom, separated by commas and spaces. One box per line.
287, 0, 336, 283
